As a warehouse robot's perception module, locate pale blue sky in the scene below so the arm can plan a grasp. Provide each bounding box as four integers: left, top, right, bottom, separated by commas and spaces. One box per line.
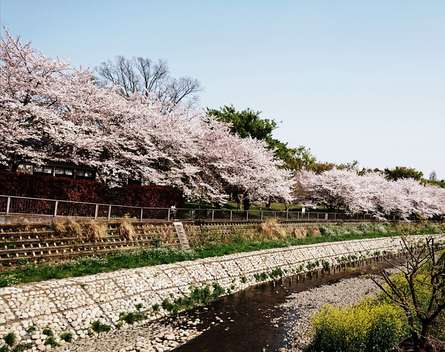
2, 0, 444, 178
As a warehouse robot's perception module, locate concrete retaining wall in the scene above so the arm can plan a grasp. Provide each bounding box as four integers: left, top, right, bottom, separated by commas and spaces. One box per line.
1, 234, 444, 346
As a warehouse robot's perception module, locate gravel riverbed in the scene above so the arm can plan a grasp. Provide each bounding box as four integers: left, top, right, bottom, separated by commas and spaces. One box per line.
57, 317, 203, 352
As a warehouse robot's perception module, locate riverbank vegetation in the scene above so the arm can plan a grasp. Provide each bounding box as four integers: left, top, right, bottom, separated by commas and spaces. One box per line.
1, 222, 444, 288
308, 299, 406, 352
306, 237, 445, 352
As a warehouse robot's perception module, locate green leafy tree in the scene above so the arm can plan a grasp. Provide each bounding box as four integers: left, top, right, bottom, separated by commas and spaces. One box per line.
426, 179, 445, 189
206, 105, 277, 140
384, 166, 424, 181
207, 105, 316, 172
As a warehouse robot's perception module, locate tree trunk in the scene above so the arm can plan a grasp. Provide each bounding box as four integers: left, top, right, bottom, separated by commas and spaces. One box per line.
418, 322, 432, 351
235, 193, 241, 210
9, 162, 19, 173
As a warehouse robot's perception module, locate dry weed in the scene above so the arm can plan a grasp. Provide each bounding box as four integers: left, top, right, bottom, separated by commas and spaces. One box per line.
119, 219, 136, 241
82, 220, 108, 241
52, 218, 83, 237
52, 219, 66, 234
258, 218, 287, 239
293, 227, 307, 239
307, 226, 321, 237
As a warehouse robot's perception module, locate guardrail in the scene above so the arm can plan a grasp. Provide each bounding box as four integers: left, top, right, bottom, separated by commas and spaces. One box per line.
0, 194, 378, 222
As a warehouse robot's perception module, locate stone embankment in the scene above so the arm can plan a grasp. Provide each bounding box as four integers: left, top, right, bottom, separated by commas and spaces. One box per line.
1, 234, 444, 350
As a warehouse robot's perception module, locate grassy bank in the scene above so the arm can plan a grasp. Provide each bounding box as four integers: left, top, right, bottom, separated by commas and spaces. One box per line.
0, 222, 444, 287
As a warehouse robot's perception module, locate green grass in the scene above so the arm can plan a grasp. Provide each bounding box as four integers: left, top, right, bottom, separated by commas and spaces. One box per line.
0, 223, 443, 288
161, 283, 226, 315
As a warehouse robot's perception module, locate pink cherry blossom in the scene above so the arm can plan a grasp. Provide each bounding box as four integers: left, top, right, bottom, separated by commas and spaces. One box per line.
0, 32, 293, 204
295, 169, 445, 219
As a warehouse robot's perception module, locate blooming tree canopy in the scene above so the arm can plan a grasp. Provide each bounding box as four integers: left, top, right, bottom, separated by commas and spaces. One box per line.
295, 169, 445, 219
0, 32, 293, 204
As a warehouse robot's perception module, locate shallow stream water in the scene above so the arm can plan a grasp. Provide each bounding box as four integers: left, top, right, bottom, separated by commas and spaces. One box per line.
174, 259, 394, 352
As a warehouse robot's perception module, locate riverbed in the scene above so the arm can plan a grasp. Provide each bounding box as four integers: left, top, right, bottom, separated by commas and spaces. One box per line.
174, 268, 382, 352
61, 260, 394, 352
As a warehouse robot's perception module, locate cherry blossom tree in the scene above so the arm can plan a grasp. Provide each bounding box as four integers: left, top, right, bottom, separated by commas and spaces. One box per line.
0, 32, 293, 204
0, 31, 118, 175
295, 169, 445, 219
191, 117, 293, 203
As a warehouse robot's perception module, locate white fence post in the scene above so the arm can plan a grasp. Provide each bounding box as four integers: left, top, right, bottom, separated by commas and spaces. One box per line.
6, 196, 11, 215
94, 204, 99, 219
211, 210, 215, 221
54, 201, 58, 217
167, 208, 171, 221
140, 208, 144, 222
107, 205, 112, 220
230, 210, 233, 221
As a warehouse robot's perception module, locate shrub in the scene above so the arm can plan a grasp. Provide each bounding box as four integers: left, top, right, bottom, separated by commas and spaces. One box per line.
270, 268, 284, 278
151, 304, 160, 313
321, 260, 330, 271
308, 299, 406, 352
374, 238, 445, 348
25, 325, 37, 334
118, 310, 146, 324
3, 333, 16, 347
211, 282, 226, 298
11, 342, 33, 352
90, 320, 111, 333
318, 225, 330, 236
42, 327, 53, 337
44, 336, 59, 348
118, 303, 146, 324
0, 274, 19, 287
59, 331, 73, 343
159, 283, 226, 315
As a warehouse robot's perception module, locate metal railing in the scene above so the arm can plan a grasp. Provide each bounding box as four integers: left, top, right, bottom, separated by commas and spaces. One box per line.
0, 194, 378, 223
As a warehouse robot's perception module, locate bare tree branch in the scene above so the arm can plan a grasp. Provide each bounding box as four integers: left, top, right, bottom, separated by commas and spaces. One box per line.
373, 236, 445, 350
96, 56, 200, 107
